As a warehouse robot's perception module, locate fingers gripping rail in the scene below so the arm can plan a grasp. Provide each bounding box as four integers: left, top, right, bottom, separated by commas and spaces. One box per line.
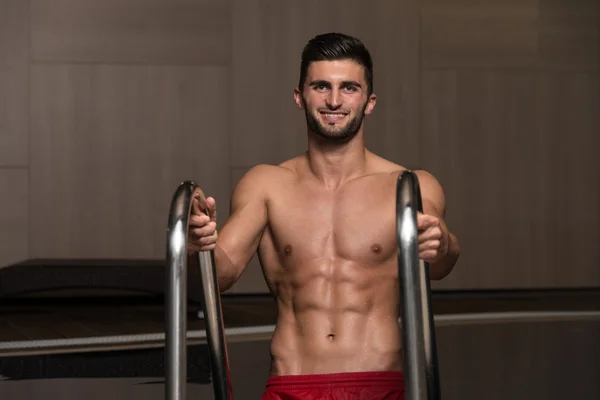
165, 181, 233, 400
396, 171, 442, 400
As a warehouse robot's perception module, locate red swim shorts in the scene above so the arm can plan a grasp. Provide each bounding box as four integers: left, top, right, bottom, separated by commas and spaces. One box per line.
262, 370, 404, 400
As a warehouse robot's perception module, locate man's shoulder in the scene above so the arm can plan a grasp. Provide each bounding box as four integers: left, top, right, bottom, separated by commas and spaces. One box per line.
391, 168, 443, 194
235, 162, 297, 190
374, 164, 445, 215
244, 161, 297, 179
367, 152, 409, 178
367, 154, 442, 188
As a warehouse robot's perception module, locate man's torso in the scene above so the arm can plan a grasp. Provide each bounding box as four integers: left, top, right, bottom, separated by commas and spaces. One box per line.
254, 153, 407, 376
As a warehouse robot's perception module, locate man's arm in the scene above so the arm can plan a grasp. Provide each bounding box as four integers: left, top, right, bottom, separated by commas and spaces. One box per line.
189, 165, 269, 292
414, 170, 460, 280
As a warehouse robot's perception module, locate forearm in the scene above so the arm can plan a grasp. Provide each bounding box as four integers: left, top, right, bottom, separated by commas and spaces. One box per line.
189, 244, 239, 293
213, 244, 240, 292
429, 232, 460, 280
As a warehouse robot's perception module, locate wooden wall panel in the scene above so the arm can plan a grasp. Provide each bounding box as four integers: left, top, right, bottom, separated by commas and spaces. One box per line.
29, 65, 230, 259
538, 0, 598, 71
422, 71, 600, 289
421, 0, 539, 69
421, 0, 599, 290
231, 0, 421, 169
30, 0, 231, 65
0, 169, 28, 268
0, 0, 28, 166
422, 0, 598, 71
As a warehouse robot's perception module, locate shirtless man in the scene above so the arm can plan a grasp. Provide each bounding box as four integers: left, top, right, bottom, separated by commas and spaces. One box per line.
187, 32, 460, 400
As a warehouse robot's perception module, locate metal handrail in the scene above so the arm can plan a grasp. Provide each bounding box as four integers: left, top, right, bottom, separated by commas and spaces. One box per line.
165, 181, 233, 400
396, 170, 441, 400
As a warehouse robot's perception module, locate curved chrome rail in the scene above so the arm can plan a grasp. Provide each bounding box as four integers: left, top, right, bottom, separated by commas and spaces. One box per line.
396, 171, 441, 400
166, 181, 232, 400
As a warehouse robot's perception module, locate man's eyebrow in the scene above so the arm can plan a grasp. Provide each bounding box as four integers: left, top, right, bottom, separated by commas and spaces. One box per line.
308, 80, 362, 88
308, 80, 330, 86
341, 80, 362, 88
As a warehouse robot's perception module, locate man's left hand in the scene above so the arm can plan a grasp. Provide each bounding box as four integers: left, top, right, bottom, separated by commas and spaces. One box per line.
417, 212, 449, 264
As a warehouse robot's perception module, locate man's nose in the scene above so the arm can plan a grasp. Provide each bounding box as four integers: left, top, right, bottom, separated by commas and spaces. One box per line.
326, 89, 342, 109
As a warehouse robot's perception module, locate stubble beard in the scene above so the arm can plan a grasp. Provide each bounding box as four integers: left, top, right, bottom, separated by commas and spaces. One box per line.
303, 96, 368, 143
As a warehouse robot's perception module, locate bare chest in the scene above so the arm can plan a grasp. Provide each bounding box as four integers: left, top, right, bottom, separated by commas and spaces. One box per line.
266, 177, 398, 265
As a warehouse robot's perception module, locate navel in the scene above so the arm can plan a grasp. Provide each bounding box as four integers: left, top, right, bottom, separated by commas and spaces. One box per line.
371, 243, 382, 254
283, 245, 293, 256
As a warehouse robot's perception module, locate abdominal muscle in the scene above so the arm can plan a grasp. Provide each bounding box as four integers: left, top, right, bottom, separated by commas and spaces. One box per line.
267, 258, 403, 376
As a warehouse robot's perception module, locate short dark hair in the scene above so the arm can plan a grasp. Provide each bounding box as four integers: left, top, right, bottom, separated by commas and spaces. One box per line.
298, 32, 374, 95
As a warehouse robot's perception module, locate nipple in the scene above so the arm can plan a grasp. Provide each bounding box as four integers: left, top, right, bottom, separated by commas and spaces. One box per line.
283, 245, 292, 256
371, 243, 382, 254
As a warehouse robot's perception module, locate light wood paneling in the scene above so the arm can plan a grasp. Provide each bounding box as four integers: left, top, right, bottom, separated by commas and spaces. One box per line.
30, 65, 230, 259
422, 71, 600, 289
421, 0, 598, 71
0, 169, 28, 268
0, 0, 28, 166
231, 0, 421, 168
30, 0, 231, 65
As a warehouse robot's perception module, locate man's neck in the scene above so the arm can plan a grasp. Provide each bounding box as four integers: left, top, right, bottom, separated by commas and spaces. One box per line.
305, 131, 368, 190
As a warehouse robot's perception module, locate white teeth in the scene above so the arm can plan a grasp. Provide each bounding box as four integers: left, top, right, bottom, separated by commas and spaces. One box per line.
322, 113, 345, 117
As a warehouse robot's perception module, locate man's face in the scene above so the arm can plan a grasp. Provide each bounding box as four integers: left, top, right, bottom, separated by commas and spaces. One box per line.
294, 60, 376, 142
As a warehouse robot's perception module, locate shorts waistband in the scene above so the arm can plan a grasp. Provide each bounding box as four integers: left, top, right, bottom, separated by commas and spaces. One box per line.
266, 371, 404, 389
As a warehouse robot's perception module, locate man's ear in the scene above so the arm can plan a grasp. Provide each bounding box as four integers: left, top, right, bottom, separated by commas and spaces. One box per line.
364, 93, 377, 115
293, 88, 304, 109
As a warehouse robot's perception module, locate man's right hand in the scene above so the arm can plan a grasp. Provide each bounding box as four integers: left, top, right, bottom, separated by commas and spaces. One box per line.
187, 195, 218, 254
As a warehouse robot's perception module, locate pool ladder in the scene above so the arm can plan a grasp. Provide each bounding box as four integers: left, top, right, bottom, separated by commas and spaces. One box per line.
396, 171, 442, 400
165, 170, 441, 400
165, 182, 233, 400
